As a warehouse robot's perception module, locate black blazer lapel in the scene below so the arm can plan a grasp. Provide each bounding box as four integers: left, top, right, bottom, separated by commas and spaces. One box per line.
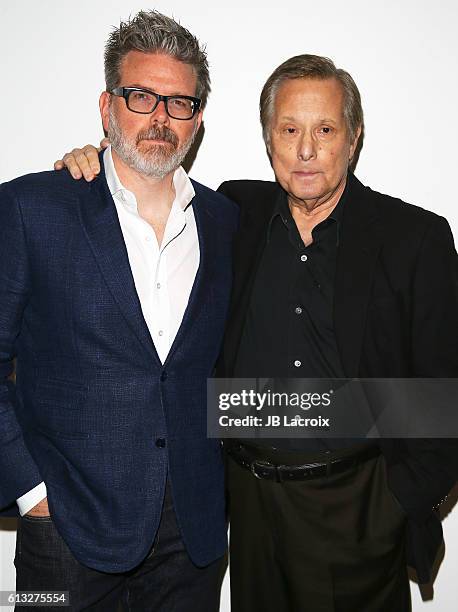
333, 174, 383, 377
78, 168, 159, 363
218, 181, 280, 375
230, 201, 272, 318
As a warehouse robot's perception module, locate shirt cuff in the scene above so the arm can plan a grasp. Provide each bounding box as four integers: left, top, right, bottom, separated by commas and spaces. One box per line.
16, 482, 48, 516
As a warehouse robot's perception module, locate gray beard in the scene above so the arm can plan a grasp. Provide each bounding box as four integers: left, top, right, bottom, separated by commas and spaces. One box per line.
108, 106, 197, 179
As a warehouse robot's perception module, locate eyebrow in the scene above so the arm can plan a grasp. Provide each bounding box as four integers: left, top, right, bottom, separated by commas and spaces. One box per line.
278, 116, 338, 124
126, 83, 189, 96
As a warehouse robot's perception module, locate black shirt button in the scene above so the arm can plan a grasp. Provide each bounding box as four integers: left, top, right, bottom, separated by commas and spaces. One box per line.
156, 438, 166, 448
160, 371, 167, 381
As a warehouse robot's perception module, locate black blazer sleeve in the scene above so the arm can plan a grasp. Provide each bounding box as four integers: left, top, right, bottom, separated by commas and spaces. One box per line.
387, 214, 458, 519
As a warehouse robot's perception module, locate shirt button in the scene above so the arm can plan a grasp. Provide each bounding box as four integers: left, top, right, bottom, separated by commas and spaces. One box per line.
160, 371, 167, 381
158, 330, 164, 337
156, 283, 161, 289
294, 360, 302, 367
156, 438, 166, 448
300, 254, 308, 262
295, 307, 303, 315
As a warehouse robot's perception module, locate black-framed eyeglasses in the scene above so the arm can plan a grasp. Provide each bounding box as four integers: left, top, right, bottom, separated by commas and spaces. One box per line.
111, 87, 201, 120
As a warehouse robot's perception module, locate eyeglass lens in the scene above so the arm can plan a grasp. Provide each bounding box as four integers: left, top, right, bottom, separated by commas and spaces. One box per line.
127, 90, 195, 119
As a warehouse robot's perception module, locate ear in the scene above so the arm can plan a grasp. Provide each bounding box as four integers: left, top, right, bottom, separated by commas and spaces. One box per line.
99, 91, 111, 133
349, 124, 362, 160
195, 108, 203, 133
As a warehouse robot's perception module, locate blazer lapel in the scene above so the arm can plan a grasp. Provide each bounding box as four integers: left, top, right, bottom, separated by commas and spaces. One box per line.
231, 209, 269, 314
163, 183, 216, 366
78, 168, 159, 363
221, 184, 279, 374
333, 174, 383, 376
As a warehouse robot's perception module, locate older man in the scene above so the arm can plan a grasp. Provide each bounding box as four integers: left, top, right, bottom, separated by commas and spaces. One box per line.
57, 55, 458, 611
218, 55, 458, 612
0, 10, 237, 611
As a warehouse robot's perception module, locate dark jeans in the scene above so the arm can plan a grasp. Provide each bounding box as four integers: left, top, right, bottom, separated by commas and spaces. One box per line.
14, 482, 225, 611
228, 444, 411, 612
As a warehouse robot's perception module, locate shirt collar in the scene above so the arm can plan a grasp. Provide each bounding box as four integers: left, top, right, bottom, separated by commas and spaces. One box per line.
103, 145, 195, 212
267, 175, 349, 243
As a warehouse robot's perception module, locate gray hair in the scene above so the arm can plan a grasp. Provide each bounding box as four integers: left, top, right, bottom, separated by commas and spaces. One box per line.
104, 10, 210, 108
260, 54, 363, 149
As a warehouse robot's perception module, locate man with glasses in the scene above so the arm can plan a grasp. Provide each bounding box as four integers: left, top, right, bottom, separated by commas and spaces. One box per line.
0, 10, 237, 610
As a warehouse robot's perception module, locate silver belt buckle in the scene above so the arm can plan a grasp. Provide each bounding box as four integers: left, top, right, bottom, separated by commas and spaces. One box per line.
250, 459, 274, 479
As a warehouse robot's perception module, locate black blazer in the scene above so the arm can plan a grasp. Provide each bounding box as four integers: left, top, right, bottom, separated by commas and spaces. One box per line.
217, 172, 458, 583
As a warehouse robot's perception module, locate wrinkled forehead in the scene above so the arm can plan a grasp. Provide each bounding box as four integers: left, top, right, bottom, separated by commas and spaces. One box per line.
272, 76, 346, 121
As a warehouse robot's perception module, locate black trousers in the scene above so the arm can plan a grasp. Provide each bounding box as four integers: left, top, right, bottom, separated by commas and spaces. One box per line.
228, 444, 411, 612
14, 482, 224, 612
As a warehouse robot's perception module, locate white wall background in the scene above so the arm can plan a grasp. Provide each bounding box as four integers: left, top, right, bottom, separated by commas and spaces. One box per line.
0, 0, 457, 609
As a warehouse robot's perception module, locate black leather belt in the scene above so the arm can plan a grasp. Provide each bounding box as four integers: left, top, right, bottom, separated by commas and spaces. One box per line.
226, 442, 380, 482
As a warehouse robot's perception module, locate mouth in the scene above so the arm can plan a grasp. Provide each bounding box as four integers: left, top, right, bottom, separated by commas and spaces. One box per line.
293, 171, 320, 178
139, 138, 173, 145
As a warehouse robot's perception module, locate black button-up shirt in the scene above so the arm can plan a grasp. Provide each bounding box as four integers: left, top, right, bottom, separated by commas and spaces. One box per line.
234, 183, 357, 451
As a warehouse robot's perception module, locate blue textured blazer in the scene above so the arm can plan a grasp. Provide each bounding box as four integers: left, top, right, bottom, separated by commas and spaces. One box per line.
0, 156, 238, 572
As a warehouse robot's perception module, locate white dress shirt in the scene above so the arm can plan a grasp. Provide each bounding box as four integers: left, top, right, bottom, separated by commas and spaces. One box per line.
16, 146, 199, 515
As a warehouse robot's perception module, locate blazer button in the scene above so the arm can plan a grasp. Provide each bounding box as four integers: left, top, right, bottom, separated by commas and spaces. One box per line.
156, 438, 166, 448
160, 371, 167, 381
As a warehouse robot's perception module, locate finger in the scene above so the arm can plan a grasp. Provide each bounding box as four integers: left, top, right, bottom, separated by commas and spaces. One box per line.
54, 160, 64, 170
25, 496, 50, 517
82, 145, 101, 176
71, 148, 96, 182
61, 153, 83, 180
99, 137, 110, 150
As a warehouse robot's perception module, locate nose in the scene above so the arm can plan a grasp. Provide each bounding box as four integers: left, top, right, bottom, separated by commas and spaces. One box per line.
150, 99, 170, 125
297, 131, 317, 162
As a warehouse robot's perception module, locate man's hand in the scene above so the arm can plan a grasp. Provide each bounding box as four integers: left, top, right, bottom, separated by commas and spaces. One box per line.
25, 496, 50, 518
53, 138, 109, 181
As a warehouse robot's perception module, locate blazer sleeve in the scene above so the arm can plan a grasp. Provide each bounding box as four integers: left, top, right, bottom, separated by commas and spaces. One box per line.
410, 215, 458, 375
387, 214, 458, 519
0, 182, 43, 509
